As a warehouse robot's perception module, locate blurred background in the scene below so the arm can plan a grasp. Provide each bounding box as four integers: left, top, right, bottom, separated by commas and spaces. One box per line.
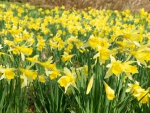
7, 0, 150, 13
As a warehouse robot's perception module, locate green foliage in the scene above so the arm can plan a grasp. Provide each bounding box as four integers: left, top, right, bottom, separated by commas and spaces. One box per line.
0, 2, 149, 113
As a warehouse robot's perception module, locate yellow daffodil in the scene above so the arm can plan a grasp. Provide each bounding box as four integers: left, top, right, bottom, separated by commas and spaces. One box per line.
57, 40, 65, 50
45, 68, 60, 80
135, 88, 150, 104
0, 68, 15, 80
122, 61, 138, 80
4, 68, 15, 80
126, 82, 150, 104
14, 37, 23, 43
38, 75, 46, 83
49, 69, 60, 79
39, 62, 56, 70
58, 67, 76, 93
105, 55, 123, 78
26, 55, 39, 63
37, 57, 56, 70
4, 39, 15, 47
88, 35, 100, 50
16, 46, 33, 56
37, 38, 45, 51
93, 47, 110, 64
86, 75, 94, 94
116, 39, 135, 50
61, 52, 74, 62
126, 81, 141, 96
64, 44, 73, 53
19, 68, 37, 80
103, 81, 115, 100
20, 74, 27, 88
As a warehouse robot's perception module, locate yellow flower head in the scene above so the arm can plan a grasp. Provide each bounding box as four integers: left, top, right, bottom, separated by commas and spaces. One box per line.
49, 69, 60, 80
4, 68, 15, 80
20, 74, 27, 88
126, 81, 141, 96
88, 35, 100, 50
58, 67, 76, 93
4, 39, 15, 47
99, 48, 110, 64
16, 46, 33, 55
86, 75, 94, 94
39, 75, 46, 83
19, 68, 37, 80
61, 52, 74, 62
37, 57, 55, 69
111, 61, 123, 75
0, 67, 15, 80
37, 38, 45, 51
105, 56, 123, 78
26, 55, 39, 63
135, 88, 150, 104
103, 81, 115, 100
98, 38, 110, 49
122, 61, 138, 80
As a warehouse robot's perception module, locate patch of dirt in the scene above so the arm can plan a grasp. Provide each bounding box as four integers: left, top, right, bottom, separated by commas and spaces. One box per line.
10, 0, 150, 12
10, 0, 150, 13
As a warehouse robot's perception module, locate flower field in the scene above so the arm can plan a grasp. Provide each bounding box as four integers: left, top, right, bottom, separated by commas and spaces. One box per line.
0, 2, 150, 113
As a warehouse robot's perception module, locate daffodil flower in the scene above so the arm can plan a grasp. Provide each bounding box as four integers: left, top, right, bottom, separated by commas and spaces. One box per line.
105, 55, 123, 78
20, 74, 27, 88
86, 75, 94, 94
37, 38, 45, 51
58, 67, 76, 93
26, 55, 39, 63
37, 57, 56, 70
0, 68, 15, 80
25, 55, 39, 68
135, 88, 150, 104
16, 46, 33, 56
93, 47, 110, 64
122, 61, 138, 80
45, 68, 60, 79
103, 81, 115, 100
19, 68, 38, 80
126, 81, 141, 96
61, 52, 74, 62
38, 75, 46, 83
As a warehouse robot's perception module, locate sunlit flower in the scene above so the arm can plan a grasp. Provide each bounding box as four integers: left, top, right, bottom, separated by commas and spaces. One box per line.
126, 81, 141, 96
88, 35, 100, 50
0, 68, 15, 80
20, 74, 27, 88
93, 47, 110, 64
58, 67, 76, 93
38, 75, 46, 83
19, 68, 37, 80
45, 68, 61, 80
86, 75, 94, 94
135, 88, 150, 104
105, 55, 123, 78
37, 38, 45, 51
103, 81, 115, 100
122, 61, 138, 80
61, 52, 74, 62
37, 57, 56, 69
26, 55, 39, 63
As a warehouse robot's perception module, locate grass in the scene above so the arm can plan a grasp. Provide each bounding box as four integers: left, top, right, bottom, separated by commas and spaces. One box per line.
0, 1, 149, 113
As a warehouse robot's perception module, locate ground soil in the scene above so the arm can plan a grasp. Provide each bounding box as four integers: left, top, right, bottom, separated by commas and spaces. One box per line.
10, 0, 150, 13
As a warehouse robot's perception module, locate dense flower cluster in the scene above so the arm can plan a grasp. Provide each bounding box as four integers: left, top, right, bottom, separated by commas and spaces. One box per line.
0, 3, 149, 105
